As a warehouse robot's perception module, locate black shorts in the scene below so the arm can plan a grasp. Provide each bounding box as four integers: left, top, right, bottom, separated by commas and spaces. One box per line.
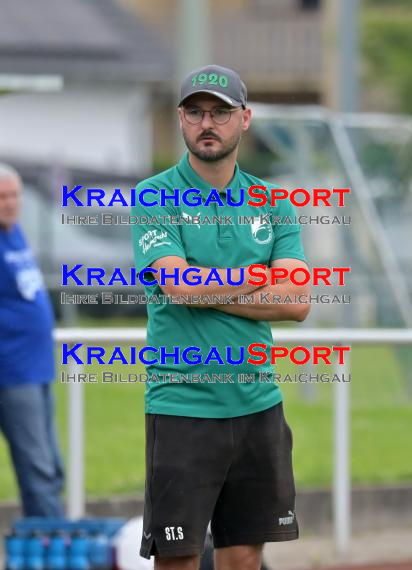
140, 402, 298, 560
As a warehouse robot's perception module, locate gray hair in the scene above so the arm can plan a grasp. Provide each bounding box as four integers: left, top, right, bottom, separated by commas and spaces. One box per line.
0, 162, 21, 184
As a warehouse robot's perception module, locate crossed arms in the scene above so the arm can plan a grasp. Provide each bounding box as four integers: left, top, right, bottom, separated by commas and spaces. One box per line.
150, 256, 311, 322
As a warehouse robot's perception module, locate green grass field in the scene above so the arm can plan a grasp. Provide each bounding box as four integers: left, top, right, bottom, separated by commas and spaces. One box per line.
0, 321, 411, 502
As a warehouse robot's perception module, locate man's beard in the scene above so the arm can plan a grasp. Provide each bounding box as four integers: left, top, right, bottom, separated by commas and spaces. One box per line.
182, 128, 242, 162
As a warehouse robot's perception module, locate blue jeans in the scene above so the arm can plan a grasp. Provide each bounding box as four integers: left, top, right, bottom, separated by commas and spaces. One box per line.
0, 382, 65, 516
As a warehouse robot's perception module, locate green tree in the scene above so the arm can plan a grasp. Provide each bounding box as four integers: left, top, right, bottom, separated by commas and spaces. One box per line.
362, 6, 412, 114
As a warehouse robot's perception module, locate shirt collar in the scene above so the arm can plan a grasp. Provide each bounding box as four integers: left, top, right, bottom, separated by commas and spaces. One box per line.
177, 152, 240, 198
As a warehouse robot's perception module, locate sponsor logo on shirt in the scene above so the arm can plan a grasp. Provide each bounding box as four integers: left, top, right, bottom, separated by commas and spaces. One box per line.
138, 229, 171, 254
181, 211, 201, 228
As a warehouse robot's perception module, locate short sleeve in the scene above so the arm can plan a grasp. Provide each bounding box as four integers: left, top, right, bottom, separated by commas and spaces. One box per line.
270, 199, 307, 263
131, 182, 187, 276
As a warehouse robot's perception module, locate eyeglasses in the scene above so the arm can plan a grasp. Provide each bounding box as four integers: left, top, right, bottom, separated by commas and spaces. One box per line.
183, 107, 241, 125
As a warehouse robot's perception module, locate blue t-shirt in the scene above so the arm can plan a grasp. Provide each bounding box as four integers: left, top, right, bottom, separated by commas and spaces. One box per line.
0, 224, 55, 386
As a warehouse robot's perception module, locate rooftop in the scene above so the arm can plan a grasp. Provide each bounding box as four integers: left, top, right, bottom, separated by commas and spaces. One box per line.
0, 0, 172, 82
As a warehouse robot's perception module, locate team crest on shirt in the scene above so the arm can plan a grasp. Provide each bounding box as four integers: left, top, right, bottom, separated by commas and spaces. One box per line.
5, 249, 45, 301
251, 218, 273, 245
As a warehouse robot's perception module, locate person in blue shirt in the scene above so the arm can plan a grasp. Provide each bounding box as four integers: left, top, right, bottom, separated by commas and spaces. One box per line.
0, 163, 64, 516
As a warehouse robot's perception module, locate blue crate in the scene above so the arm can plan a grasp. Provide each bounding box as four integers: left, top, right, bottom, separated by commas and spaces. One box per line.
4, 517, 127, 570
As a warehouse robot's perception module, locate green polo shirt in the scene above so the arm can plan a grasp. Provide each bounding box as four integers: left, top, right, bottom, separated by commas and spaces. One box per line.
131, 153, 306, 418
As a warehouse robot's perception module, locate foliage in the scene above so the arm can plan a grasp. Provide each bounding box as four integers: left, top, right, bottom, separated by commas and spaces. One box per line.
362, 8, 412, 114
365, 0, 412, 7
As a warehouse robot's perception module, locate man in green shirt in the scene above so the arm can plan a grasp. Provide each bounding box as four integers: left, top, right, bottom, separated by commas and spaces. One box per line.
132, 64, 310, 570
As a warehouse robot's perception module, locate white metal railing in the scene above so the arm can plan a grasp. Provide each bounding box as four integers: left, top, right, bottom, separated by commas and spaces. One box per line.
55, 327, 412, 557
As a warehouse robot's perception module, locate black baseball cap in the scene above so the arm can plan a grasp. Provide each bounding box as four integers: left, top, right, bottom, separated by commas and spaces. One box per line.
178, 64, 247, 108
